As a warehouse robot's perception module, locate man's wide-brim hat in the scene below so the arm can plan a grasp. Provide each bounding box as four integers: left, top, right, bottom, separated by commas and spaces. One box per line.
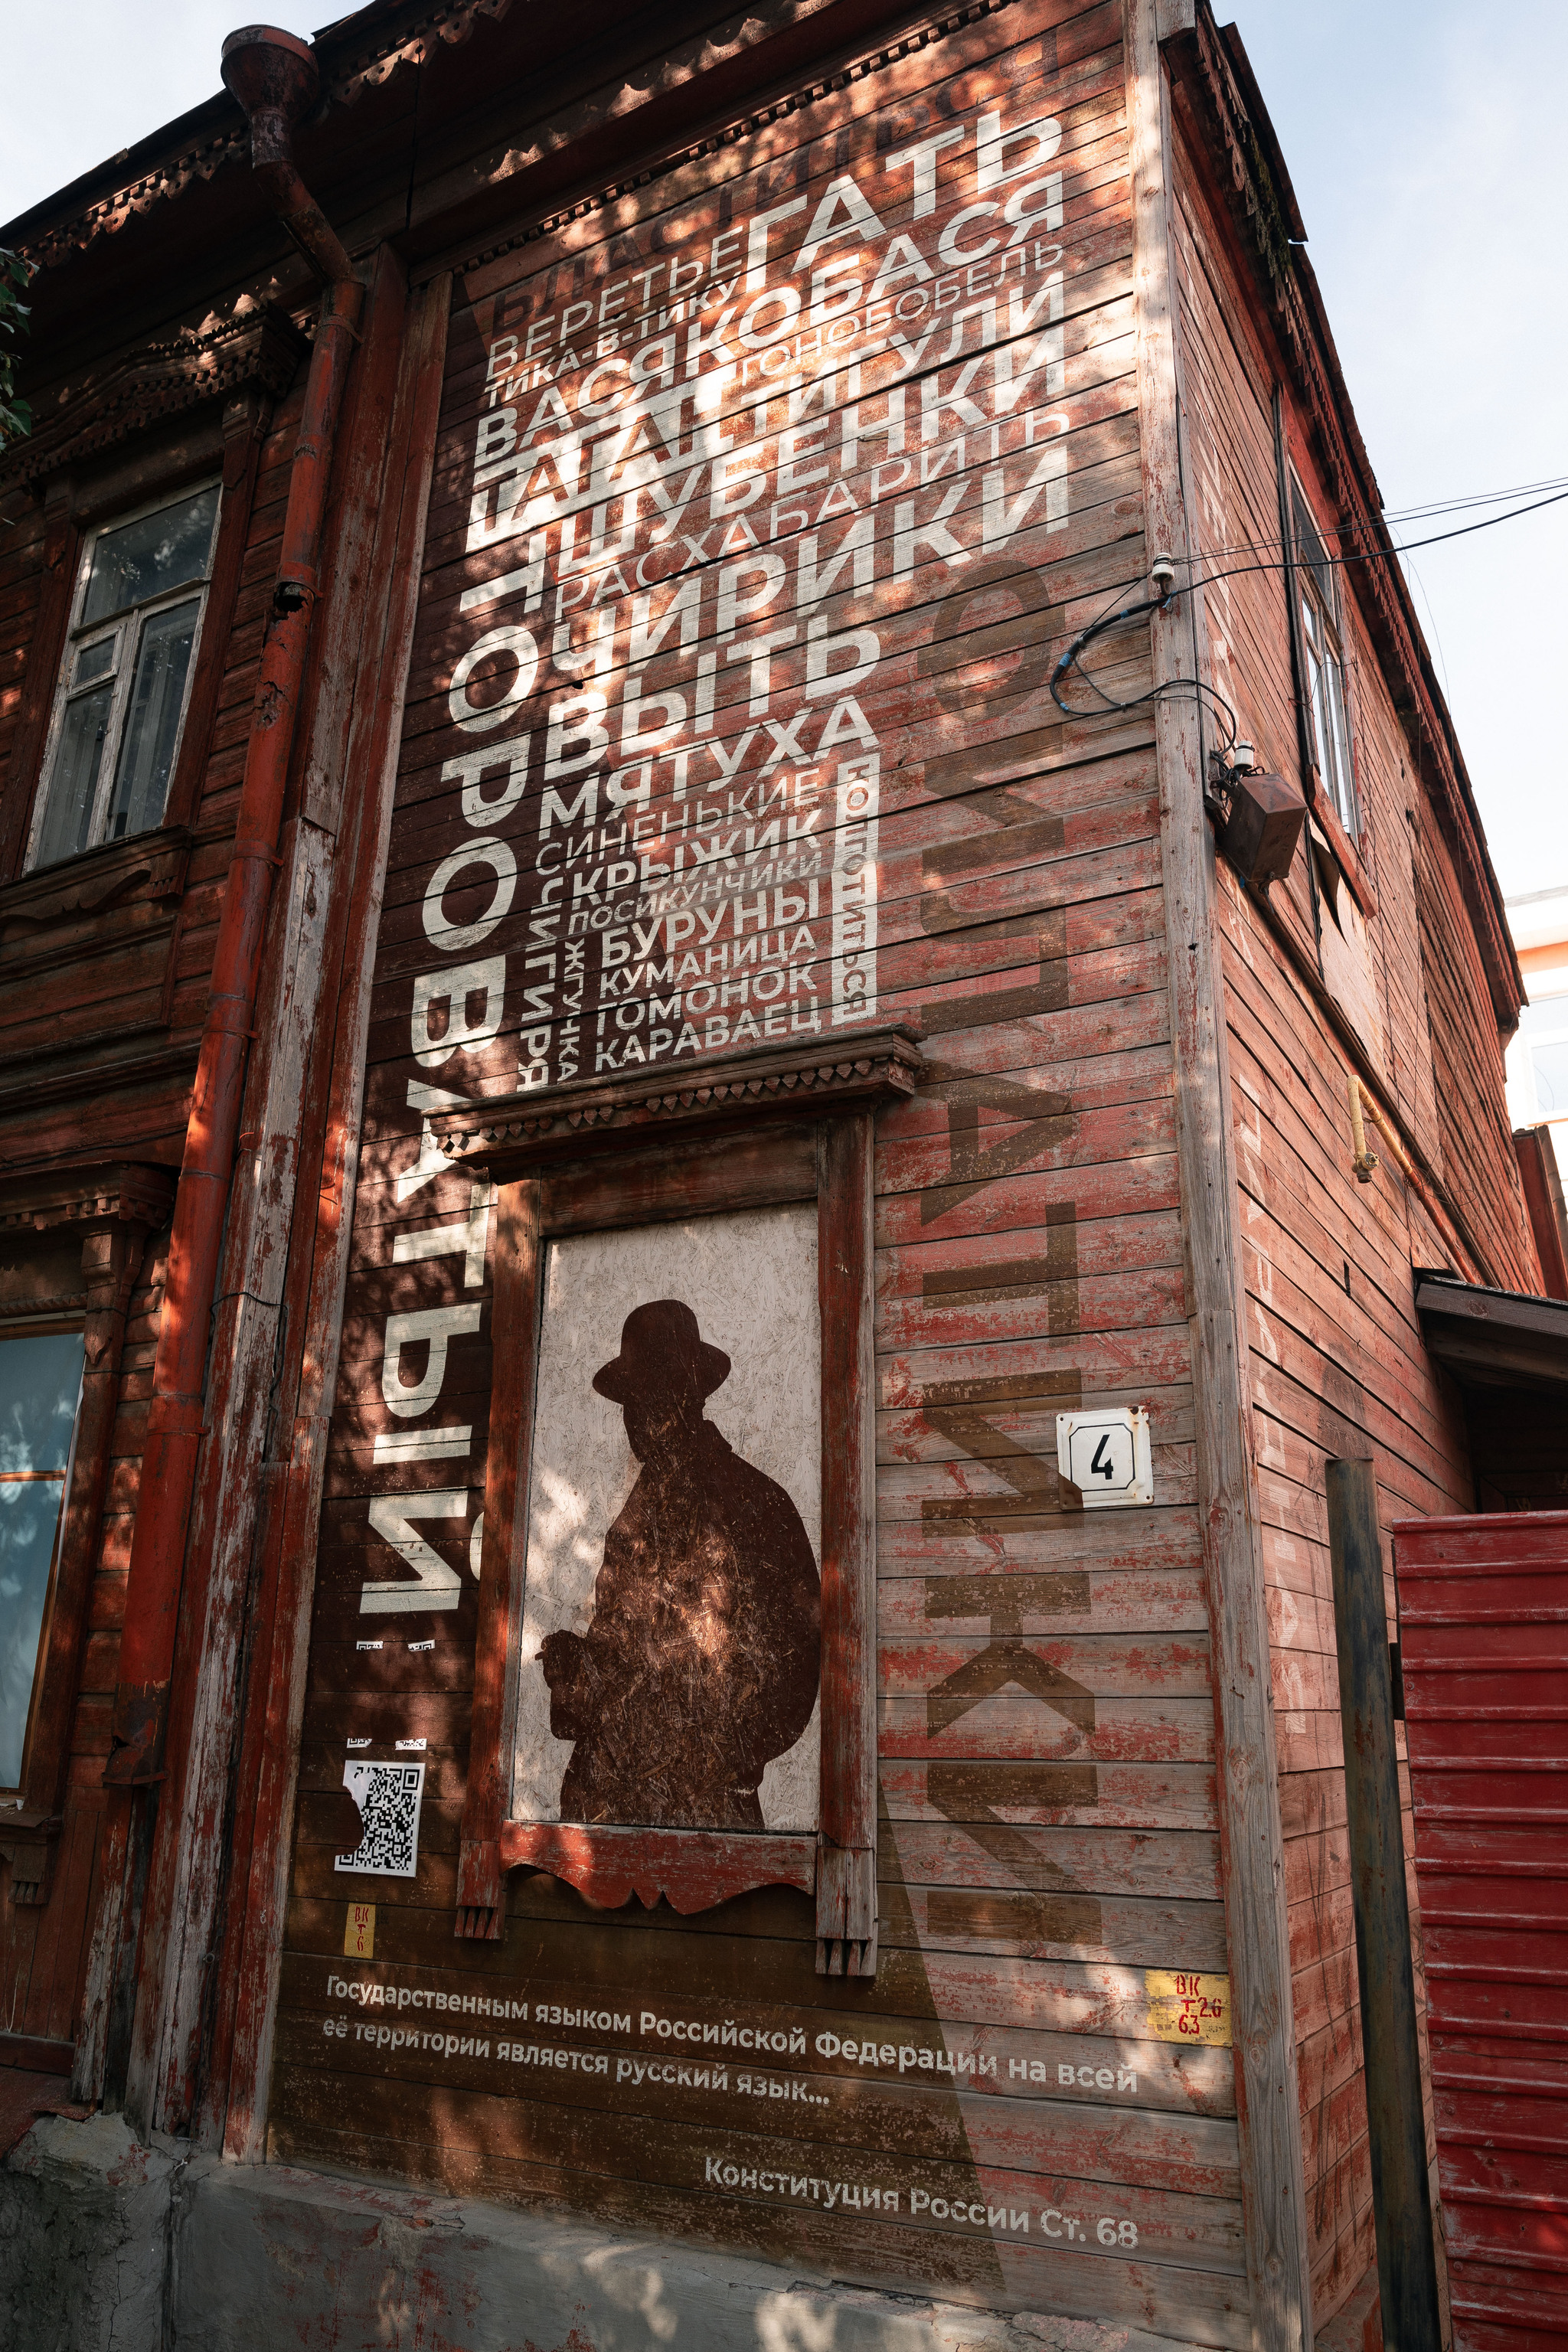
593, 1298, 731, 1404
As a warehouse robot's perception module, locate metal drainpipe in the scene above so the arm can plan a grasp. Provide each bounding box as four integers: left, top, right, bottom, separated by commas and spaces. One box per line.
103, 28, 364, 1788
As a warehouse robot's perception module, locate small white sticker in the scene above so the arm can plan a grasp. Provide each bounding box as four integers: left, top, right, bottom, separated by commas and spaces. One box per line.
355, 1640, 384, 1651
407, 1640, 435, 1653
335, 1760, 425, 1879
395, 1737, 427, 1752
346, 1737, 371, 1749
1057, 1407, 1154, 1508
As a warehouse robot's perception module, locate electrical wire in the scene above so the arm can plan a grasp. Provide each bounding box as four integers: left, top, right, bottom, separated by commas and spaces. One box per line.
1192, 485, 1568, 596
1168, 475, 1568, 569
1050, 593, 1239, 740
1050, 485, 1568, 724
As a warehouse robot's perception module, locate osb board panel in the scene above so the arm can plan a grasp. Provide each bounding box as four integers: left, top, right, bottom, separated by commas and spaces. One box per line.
275, 3, 1249, 2338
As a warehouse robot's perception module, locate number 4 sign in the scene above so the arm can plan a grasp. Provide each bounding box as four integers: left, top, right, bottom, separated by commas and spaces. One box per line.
1054, 1407, 1153, 1508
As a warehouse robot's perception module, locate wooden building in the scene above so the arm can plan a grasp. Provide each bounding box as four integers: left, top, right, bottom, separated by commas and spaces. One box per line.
0, 3, 1556, 2347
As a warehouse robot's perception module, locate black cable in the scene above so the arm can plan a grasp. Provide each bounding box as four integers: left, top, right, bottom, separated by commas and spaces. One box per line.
1166, 475, 1568, 569
1191, 485, 1568, 598
1050, 596, 1238, 740
1050, 486, 1567, 724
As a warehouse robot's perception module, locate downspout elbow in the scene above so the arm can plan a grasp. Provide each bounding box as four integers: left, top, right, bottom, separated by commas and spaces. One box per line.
221, 25, 358, 289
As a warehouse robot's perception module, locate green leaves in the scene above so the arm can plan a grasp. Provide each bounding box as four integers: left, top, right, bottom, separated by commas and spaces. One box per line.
0, 247, 35, 451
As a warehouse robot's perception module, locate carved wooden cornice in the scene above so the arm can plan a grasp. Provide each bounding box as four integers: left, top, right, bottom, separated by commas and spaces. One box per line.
0, 1162, 175, 1236
449, 0, 1027, 278
1169, 2, 1523, 1029
0, 306, 307, 494
16, 132, 251, 274
435, 1024, 924, 1178
13, 2, 517, 274
0, 830, 192, 941
332, 0, 514, 106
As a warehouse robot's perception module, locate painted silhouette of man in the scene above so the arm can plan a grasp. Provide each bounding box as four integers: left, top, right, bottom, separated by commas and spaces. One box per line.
538, 1298, 820, 1831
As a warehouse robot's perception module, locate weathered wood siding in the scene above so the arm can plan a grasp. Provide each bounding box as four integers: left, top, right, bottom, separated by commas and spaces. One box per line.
0, 375, 308, 2053
0, 1230, 167, 2043
1165, 86, 1530, 2328
268, 3, 1253, 2340
0, 498, 47, 806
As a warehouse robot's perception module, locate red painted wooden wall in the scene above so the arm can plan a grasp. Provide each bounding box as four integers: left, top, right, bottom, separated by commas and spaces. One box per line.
1393, 1509, 1568, 2351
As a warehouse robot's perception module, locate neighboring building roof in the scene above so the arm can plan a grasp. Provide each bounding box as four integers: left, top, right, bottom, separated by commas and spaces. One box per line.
1508, 888, 1568, 959
1415, 1269, 1568, 1391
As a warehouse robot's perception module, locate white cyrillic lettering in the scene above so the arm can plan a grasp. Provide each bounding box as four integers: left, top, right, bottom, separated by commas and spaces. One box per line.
442, 733, 530, 825
449, 626, 539, 733
975, 109, 1063, 192
423, 836, 517, 953
382, 1305, 482, 1418
410, 958, 505, 1068
361, 1490, 468, 1613
883, 127, 965, 218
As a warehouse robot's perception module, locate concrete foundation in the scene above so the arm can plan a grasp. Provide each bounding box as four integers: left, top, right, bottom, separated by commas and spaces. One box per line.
1, 2112, 1210, 2352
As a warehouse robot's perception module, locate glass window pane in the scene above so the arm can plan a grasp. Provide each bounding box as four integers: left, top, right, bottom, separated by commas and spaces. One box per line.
74, 639, 115, 686
1318, 676, 1341, 808
1301, 593, 1321, 658
34, 684, 114, 868
0, 1477, 67, 1785
1530, 1040, 1568, 1117
1302, 640, 1325, 773
0, 1331, 85, 1477
81, 486, 219, 628
1293, 495, 1334, 603
106, 597, 200, 841
1325, 655, 1357, 831
1517, 996, 1568, 1039
0, 1331, 83, 1790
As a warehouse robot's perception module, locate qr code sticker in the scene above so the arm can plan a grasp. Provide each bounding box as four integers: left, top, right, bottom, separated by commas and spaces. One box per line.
335, 1761, 425, 1879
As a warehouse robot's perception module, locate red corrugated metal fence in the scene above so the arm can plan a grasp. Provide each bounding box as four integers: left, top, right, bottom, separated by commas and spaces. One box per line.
1393, 1511, 1568, 2350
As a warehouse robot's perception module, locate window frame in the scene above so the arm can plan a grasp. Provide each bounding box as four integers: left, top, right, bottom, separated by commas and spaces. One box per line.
431, 1027, 921, 1977
1291, 481, 1361, 840
0, 1169, 171, 1913
1516, 992, 1568, 1127
24, 479, 223, 875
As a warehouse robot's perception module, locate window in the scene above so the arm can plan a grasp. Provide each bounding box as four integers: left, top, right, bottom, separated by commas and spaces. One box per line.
1517, 994, 1568, 1124
27, 482, 220, 872
1293, 486, 1359, 837
0, 1328, 85, 1789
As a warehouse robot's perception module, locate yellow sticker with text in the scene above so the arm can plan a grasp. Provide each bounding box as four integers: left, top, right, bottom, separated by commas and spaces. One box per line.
344, 1901, 376, 1959
1145, 1970, 1230, 2045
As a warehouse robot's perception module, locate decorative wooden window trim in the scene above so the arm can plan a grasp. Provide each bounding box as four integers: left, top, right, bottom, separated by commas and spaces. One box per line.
24, 476, 225, 873
0, 1164, 172, 1909
432, 1026, 921, 1978
1, 377, 278, 884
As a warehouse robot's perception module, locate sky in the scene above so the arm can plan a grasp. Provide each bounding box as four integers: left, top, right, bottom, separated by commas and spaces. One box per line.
1, 0, 1563, 902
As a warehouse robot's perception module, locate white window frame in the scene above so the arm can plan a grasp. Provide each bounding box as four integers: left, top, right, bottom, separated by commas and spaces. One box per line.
25, 479, 221, 873
1512, 992, 1568, 1129
1292, 479, 1360, 839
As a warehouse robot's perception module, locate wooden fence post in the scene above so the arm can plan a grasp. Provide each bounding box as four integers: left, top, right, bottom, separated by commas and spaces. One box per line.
1326, 1457, 1442, 2351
